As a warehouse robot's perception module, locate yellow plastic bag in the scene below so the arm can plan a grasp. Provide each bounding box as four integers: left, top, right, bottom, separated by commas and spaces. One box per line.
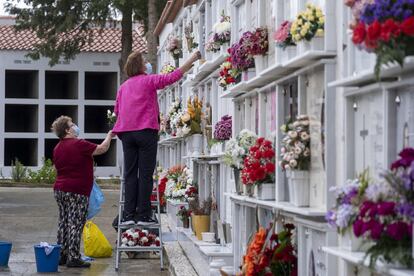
83, 220, 112, 258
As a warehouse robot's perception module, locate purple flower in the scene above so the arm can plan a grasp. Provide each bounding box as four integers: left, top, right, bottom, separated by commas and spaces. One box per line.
377, 201, 396, 216
360, 0, 414, 24
214, 115, 232, 141
386, 221, 410, 240
396, 202, 414, 220
326, 210, 337, 228
353, 219, 364, 237
369, 220, 383, 240
360, 201, 375, 217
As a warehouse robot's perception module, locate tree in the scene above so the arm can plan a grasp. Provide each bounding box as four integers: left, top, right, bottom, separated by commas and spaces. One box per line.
5, 0, 167, 83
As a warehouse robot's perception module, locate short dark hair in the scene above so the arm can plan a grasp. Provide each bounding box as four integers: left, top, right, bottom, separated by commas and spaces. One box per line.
51, 116, 71, 139
124, 51, 145, 77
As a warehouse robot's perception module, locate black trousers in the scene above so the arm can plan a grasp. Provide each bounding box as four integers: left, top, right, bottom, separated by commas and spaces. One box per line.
119, 129, 158, 219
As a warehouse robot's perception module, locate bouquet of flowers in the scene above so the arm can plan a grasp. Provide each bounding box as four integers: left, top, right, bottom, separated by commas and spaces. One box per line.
205, 35, 221, 53
239, 223, 297, 276
290, 3, 325, 43
107, 109, 116, 126
164, 166, 196, 201
184, 21, 198, 52
184, 96, 203, 135
229, 37, 255, 71
346, 0, 414, 78
326, 170, 369, 234
241, 137, 276, 186
212, 11, 231, 45
244, 27, 269, 56
177, 206, 192, 222
121, 228, 161, 247
166, 35, 183, 60
167, 99, 184, 137
218, 56, 241, 88
279, 115, 311, 171
274, 21, 296, 49
352, 148, 414, 268
214, 115, 232, 141
151, 175, 167, 208
160, 63, 176, 74
224, 129, 257, 169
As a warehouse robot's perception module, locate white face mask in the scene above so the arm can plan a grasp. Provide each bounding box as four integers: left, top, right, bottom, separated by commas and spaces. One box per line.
70, 124, 80, 137
145, 62, 153, 74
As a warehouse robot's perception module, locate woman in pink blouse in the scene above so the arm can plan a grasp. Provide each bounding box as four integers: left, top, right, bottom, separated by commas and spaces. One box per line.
113, 51, 201, 225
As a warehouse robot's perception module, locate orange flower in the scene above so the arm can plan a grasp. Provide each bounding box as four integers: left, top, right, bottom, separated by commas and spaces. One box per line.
243, 227, 267, 276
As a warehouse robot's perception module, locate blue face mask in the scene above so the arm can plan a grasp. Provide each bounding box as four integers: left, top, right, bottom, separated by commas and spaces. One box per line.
71, 124, 80, 137
145, 62, 153, 74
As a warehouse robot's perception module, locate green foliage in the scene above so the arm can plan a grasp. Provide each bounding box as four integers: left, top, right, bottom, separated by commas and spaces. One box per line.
27, 158, 56, 184
11, 158, 27, 182
5, 0, 167, 66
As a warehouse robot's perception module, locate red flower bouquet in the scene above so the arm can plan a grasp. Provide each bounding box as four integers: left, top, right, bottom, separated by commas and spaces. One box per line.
218, 56, 241, 89
241, 137, 276, 186
151, 176, 167, 208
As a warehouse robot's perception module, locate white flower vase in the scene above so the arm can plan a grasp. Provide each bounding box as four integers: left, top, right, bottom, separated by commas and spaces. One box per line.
243, 185, 253, 197
287, 170, 310, 207
342, 231, 365, 252
190, 134, 203, 156
254, 183, 275, 201
242, 68, 255, 82
220, 44, 227, 56
311, 36, 324, 51
298, 41, 311, 55
281, 46, 297, 64
254, 55, 267, 74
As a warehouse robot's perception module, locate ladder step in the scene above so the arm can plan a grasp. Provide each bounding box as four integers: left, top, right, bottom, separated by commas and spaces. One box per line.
119, 201, 160, 205
118, 223, 161, 229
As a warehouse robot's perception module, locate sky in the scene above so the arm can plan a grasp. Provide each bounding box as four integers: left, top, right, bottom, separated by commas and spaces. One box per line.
0, 0, 29, 15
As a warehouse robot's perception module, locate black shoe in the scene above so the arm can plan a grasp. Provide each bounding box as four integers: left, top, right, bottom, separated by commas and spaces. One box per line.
66, 259, 91, 268
58, 256, 67, 266
137, 216, 157, 226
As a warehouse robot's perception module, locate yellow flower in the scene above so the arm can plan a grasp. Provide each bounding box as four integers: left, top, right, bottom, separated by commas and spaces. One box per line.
306, 3, 313, 9
316, 29, 324, 37
181, 113, 191, 123
319, 16, 325, 24
298, 19, 303, 26
300, 29, 307, 37
308, 15, 315, 21
294, 34, 301, 42
304, 22, 311, 29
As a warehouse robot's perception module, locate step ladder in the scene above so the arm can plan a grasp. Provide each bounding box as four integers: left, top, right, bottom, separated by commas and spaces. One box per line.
115, 174, 164, 271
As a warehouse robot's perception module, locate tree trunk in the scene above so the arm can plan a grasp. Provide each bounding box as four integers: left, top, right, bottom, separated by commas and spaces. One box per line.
146, 0, 158, 73
119, 5, 133, 84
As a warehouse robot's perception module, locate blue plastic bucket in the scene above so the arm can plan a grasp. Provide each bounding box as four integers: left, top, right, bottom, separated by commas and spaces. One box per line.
34, 244, 61, 273
0, 241, 12, 267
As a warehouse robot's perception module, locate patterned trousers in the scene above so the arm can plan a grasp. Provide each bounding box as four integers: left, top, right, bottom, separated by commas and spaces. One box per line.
54, 190, 88, 262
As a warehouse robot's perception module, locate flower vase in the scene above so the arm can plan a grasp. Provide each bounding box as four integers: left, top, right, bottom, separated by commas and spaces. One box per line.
287, 170, 310, 207
254, 55, 266, 74
342, 231, 365, 252
233, 169, 242, 195
192, 214, 210, 240
220, 45, 227, 56
311, 36, 324, 51
182, 217, 189, 229
253, 183, 275, 200
242, 68, 255, 82
284, 46, 297, 63
190, 134, 203, 156
243, 185, 253, 197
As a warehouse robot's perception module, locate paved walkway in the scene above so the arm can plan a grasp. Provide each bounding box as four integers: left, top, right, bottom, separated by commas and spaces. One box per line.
0, 187, 168, 275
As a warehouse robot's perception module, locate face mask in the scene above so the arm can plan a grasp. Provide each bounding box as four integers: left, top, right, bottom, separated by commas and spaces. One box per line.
145, 62, 153, 74
71, 124, 80, 137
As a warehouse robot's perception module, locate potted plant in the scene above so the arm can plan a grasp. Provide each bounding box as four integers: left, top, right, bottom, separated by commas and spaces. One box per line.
241, 137, 276, 200
290, 3, 325, 53
189, 197, 212, 240
206, 11, 231, 55
184, 96, 204, 156
177, 206, 192, 228
280, 115, 311, 207
326, 170, 370, 251
218, 57, 241, 89
346, 0, 414, 79
274, 20, 297, 63
229, 37, 255, 81
246, 27, 269, 73
224, 129, 257, 195
213, 115, 232, 153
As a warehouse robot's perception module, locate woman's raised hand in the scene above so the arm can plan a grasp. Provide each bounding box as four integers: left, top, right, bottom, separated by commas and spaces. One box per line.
191, 50, 202, 62
180, 50, 202, 74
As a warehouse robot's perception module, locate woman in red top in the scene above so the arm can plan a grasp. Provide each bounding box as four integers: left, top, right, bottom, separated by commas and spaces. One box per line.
51, 115, 114, 268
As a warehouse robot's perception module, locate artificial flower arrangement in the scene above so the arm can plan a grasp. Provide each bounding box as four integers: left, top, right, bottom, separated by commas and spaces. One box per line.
224, 129, 258, 170
218, 56, 241, 89
107, 109, 116, 126
274, 20, 296, 49
346, 0, 414, 78
166, 99, 184, 137
160, 63, 176, 74
279, 115, 311, 171
177, 205, 192, 227
166, 35, 183, 60
184, 21, 198, 52
121, 228, 161, 247
241, 137, 276, 187
290, 3, 325, 43
229, 36, 255, 71
151, 174, 167, 208
205, 11, 231, 53
164, 165, 197, 201
159, 112, 167, 137
239, 223, 297, 276
353, 148, 414, 268
184, 96, 203, 135
244, 27, 269, 56
214, 115, 232, 141
326, 170, 369, 235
